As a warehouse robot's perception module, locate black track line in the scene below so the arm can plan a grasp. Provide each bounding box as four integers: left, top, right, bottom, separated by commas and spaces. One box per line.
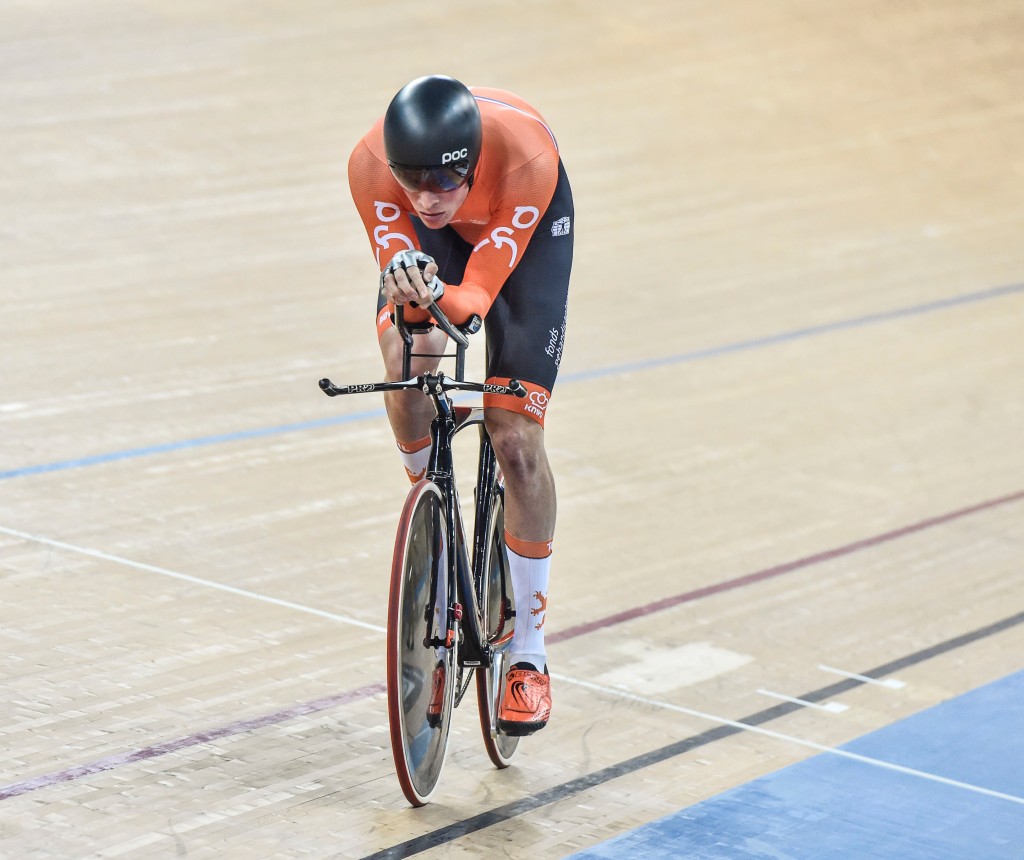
363, 609, 1024, 859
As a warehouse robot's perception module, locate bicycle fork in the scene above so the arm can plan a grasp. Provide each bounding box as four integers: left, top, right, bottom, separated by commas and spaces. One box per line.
418, 382, 505, 733
421, 399, 488, 669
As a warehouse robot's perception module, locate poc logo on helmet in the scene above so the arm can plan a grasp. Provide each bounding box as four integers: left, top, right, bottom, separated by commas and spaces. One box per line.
441, 148, 469, 164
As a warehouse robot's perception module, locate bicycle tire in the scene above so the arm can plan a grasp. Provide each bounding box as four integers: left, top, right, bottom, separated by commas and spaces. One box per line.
387, 480, 457, 806
475, 485, 521, 768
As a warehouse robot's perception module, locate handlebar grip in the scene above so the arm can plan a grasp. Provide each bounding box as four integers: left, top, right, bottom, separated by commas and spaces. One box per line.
507, 379, 527, 398
319, 378, 340, 396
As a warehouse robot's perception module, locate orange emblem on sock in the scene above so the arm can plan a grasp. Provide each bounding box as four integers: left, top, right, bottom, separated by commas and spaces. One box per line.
531, 591, 547, 630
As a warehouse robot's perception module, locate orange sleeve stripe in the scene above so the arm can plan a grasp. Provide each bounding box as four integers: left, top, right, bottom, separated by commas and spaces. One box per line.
435, 281, 494, 325
504, 530, 553, 559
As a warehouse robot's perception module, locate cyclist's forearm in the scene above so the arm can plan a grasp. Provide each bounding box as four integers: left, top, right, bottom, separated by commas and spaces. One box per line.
437, 281, 493, 325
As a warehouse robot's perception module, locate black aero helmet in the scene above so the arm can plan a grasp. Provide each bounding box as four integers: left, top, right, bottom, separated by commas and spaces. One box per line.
383, 75, 482, 193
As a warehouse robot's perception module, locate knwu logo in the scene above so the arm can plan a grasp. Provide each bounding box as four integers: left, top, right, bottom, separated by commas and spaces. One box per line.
550, 216, 571, 237
524, 390, 549, 420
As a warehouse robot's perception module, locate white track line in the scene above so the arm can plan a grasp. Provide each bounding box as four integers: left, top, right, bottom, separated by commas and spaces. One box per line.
0, 525, 386, 633
819, 663, 906, 689
757, 688, 849, 713
552, 673, 1024, 807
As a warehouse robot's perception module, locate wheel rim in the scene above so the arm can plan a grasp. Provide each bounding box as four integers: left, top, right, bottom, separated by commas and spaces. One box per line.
388, 481, 455, 805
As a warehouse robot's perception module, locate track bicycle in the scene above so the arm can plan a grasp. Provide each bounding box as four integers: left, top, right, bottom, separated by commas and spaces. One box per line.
319, 303, 526, 806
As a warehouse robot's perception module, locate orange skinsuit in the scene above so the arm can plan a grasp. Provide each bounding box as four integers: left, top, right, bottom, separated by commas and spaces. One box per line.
348, 88, 561, 330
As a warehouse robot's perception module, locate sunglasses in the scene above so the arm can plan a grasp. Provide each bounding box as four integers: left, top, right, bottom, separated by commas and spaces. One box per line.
389, 162, 471, 194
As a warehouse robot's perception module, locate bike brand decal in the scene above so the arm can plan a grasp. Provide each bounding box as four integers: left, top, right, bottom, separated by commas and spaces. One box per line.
372, 200, 414, 267
348, 384, 376, 393
472, 205, 540, 268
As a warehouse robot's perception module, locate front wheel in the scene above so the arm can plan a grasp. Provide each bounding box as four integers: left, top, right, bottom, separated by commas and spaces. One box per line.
475, 486, 521, 767
387, 480, 456, 806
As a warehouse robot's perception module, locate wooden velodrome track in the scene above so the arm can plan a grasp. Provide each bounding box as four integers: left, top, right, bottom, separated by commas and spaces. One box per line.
2, 1, 1023, 856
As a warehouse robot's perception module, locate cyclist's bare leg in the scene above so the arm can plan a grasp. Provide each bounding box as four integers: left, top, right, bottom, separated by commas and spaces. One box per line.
379, 324, 448, 444
483, 408, 556, 541
486, 407, 555, 713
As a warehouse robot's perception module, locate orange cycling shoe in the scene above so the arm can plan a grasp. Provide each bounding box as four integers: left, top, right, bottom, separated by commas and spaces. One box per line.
497, 663, 551, 736
427, 661, 446, 728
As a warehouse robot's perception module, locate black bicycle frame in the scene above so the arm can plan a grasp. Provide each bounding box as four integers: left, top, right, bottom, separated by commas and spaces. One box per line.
319, 301, 520, 673
420, 381, 495, 669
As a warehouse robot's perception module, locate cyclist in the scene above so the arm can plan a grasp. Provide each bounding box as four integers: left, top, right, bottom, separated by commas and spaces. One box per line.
348, 75, 573, 735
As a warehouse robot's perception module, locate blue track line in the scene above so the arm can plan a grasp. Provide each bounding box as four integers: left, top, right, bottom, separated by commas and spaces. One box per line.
3, 281, 1022, 482
560, 280, 1024, 384
0, 408, 386, 480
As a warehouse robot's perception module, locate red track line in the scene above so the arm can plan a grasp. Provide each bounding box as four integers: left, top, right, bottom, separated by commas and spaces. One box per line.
548, 489, 1024, 644
0, 682, 386, 801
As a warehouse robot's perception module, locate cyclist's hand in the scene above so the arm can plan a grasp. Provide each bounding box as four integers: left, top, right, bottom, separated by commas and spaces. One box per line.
380, 250, 444, 307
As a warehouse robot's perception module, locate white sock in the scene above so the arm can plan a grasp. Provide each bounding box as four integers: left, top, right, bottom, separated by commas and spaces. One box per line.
507, 547, 551, 671
396, 437, 431, 484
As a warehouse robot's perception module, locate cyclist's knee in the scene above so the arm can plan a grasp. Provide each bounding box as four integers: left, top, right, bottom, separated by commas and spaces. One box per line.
486, 409, 547, 477
379, 325, 444, 381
